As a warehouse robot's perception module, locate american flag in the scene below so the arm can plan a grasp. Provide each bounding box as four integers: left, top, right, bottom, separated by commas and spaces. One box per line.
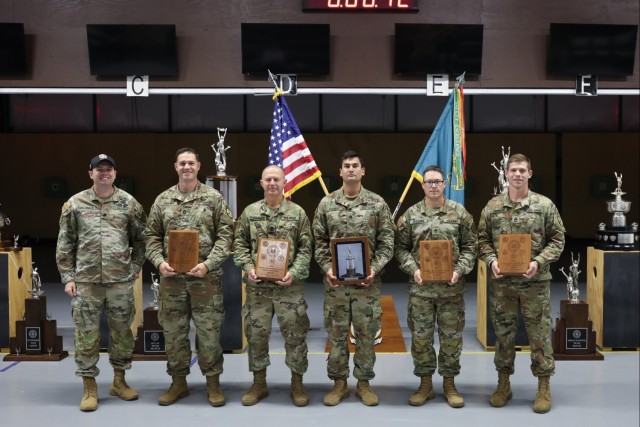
269, 95, 322, 198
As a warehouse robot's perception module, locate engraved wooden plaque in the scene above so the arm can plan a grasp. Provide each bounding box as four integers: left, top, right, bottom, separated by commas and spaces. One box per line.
497, 234, 532, 275
255, 237, 290, 281
419, 240, 454, 283
168, 230, 199, 273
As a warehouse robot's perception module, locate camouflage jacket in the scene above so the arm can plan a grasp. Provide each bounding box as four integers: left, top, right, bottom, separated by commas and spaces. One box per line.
145, 182, 233, 277
56, 187, 147, 284
233, 198, 312, 284
395, 198, 477, 289
478, 190, 565, 282
312, 186, 395, 275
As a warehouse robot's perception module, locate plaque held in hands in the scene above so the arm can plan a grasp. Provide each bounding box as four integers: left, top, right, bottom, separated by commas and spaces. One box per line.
168, 230, 199, 273
255, 237, 290, 281
419, 240, 453, 283
497, 234, 531, 275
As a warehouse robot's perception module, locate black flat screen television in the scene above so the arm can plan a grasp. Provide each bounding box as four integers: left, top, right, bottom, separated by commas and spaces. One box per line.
241, 23, 330, 75
547, 23, 638, 76
0, 23, 27, 75
394, 24, 483, 76
86, 24, 178, 76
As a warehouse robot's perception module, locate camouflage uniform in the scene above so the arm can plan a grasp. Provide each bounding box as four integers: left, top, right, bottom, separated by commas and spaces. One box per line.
312, 187, 395, 381
478, 191, 565, 377
395, 199, 477, 378
56, 187, 147, 377
233, 199, 312, 374
145, 182, 233, 378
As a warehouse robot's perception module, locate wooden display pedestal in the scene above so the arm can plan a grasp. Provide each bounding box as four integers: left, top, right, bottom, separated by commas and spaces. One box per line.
3, 296, 69, 361
586, 247, 639, 350
552, 300, 603, 360
133, 307, 167, 361
1, 248, 32, 351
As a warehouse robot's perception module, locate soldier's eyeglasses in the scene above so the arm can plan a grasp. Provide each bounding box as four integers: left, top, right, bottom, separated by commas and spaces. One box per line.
424, 180, 444, 187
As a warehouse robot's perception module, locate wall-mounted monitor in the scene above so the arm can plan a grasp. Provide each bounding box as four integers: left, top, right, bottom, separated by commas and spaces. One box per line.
547, 23, 638, 76
241, 23, 330, 76
394, 24, 483, 76
0, 23, 27, 75
86, 24, 178, 76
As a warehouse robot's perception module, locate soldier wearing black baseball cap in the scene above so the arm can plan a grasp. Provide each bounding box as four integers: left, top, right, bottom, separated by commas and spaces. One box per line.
89, 154, 116, 170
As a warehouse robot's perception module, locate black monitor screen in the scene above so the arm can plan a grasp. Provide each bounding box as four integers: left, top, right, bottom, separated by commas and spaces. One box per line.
0, 23, 27, 75
241, 23, 330, 75
547, 23, 638, 76
86, 24, 178, 76
394, 24, 483, 76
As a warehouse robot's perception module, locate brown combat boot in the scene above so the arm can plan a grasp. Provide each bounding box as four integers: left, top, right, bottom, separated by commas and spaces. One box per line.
206, 374, 226, 407
291, 372, 309, 406
323, 379, 349, 406
158, 376, 189, 406
533, 376, 552, 414
109, 369, 139, 401
409, 375, 436, 406
241, 369, 268, 406
443, 377, 464, 408
355, 380, 379, 406
80, 377, 98, 412
490, 372, 512, 407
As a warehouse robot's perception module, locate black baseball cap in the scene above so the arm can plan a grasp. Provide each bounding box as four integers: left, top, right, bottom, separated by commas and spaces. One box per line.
89, 154, 116, 170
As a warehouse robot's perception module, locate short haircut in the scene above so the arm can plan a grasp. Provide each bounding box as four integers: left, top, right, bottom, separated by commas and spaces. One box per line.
340, 150, 364, 167
175, 147, 199, 162
507, 153, 531, 170
422, 165, 446, 181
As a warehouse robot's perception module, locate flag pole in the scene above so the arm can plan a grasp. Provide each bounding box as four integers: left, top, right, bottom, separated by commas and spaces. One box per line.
391, 175, 415, 220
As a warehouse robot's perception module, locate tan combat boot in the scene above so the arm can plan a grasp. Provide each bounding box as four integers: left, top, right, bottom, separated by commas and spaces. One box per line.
443, 377, 464, 408
109, 369, 139, 401
533, 376, 552, 414
355, 380, 379, 406
323, 379, 349, 406
206, 374, 226, 407
409, 375, 436, 406
241, 369, 268, 406
291, 372, 309, 407
80, 377, 98, 412
489, 372, 512, 407
158, 376, 189, 406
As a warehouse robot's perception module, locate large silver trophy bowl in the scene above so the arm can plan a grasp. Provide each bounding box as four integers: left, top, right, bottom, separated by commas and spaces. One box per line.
596, 172, 638, 250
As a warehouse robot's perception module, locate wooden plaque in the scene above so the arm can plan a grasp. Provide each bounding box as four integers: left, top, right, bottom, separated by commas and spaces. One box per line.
255, 237, 290, 281
419, 240, 454, 283
168, 230, 199, 273
497, 233, 532, 275
331, 236, 371, 285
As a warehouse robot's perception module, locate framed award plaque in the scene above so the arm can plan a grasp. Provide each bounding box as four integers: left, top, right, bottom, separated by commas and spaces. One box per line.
497, 233, 532, 275
168, 230, 199, 273
255, 237, 290, 281
331, 236, 370, 285
419, 240, 453, 283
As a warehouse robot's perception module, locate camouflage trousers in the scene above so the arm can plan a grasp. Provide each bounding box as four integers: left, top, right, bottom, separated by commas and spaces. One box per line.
490, 279, 555, 377
324, 279, 381, 381
243, 282, 310, 374
159, 274, 225, 377
72, 281, 135, 377
408, 289, 465, 378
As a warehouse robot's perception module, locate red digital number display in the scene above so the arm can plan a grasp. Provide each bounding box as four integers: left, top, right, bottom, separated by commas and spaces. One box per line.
302, 0, 419, 12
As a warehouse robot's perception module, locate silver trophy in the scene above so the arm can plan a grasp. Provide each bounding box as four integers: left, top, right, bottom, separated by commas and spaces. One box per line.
560, 252, 581, 303
491, 146, 510, 195
150, 272, 160, 310
28, 263, 45, 299
212, 127, 230, 176
596, 172, 639, 250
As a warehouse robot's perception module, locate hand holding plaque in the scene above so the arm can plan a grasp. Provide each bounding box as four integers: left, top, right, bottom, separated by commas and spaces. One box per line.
419, 240, 454, 283
168, 230, 199, 273
255, 237, 290, 281
497, 234, 531, 275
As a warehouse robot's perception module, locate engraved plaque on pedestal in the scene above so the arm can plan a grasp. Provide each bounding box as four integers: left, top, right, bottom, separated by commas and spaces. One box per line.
168, 230, 199, 273
133, 307, 167, 360
255, 238, 290, 281
552, 300, 603, 360
497, 234, 531, 275
419, 240, 453, 283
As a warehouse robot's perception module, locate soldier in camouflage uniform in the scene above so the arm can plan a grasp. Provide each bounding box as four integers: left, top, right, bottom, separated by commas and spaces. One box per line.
145, 148, 233, 407
395, 165, 477, 408
478, 153, 565, 414
56, 154, 147, 412
312, 150, 395, 407
233, 165, 312, 407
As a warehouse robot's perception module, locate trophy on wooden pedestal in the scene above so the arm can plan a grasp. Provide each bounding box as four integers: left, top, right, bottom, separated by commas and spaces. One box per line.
596, 172, 639, 250
3, 263, 69, 361
133, 273, 166, 360
552, 254, 603, 360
